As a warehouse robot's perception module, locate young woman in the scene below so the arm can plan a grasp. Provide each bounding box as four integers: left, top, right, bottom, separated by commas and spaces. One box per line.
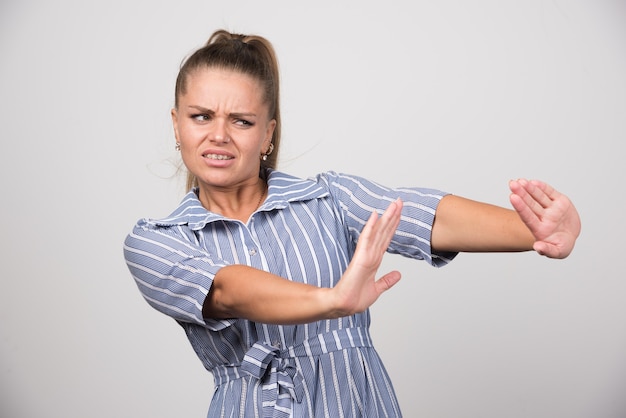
123, 30, 580, 417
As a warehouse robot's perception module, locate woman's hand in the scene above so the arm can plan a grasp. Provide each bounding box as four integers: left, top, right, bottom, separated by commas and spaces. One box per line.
330, 199, 403, 317
509, 179, 581, 259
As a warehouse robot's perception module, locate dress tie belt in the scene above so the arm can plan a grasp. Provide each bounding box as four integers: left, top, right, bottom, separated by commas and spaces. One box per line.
211, 327, 373, 418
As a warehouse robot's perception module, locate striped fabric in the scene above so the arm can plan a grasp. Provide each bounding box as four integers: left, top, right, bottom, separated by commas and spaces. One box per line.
123, 170, 456, 417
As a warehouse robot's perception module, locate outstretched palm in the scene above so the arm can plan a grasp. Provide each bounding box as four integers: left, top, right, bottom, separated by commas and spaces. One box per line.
509, 179, 581, 259
332, 199, 403, 316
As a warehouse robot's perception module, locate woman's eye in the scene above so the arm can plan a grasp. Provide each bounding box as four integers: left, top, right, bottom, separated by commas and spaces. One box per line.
192, 114, 210, 122
235, 119, 253, 127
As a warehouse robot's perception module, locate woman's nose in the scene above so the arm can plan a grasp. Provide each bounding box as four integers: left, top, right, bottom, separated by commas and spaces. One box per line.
209, 121, 230, 143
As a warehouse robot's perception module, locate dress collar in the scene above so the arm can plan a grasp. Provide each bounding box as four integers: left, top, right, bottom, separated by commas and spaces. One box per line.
148, 169, 329, 230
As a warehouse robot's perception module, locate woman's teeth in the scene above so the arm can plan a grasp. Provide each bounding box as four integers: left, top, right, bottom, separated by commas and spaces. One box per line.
204, 154, 233, 160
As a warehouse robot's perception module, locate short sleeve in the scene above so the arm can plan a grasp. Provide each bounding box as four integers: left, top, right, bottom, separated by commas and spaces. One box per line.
123, 218, 236, 331
319, 171, 458, 267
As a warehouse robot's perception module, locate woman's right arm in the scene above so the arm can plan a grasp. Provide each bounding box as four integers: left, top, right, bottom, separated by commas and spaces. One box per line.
431, 179, 580, 258
203, 199, 404, 325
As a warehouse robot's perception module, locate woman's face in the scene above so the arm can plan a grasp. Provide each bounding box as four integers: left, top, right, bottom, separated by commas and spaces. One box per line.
172, 68, 276, 192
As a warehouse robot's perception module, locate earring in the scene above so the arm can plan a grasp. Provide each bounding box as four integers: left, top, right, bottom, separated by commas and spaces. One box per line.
261, 143, 274, 161
175, 142, 181, 151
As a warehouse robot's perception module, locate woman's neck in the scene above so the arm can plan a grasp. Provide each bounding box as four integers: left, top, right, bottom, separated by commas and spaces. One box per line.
198, 177, 267, 222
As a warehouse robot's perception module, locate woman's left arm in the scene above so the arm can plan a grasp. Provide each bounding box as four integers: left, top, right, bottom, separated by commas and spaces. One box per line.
431, 179, 581, 259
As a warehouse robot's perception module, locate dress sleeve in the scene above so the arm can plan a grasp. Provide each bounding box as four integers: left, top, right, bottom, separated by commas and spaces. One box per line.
321, 171, 458, 267
123, 218, 236, 331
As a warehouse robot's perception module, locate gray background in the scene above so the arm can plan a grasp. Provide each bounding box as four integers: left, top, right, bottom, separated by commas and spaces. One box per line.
1, 1, 625, 417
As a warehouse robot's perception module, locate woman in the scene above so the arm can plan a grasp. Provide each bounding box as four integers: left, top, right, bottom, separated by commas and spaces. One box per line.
123, 30, 580, 417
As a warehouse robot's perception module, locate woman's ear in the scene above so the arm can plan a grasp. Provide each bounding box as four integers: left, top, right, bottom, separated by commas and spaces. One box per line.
264, 119, 277, 149
171, 108, 180, 143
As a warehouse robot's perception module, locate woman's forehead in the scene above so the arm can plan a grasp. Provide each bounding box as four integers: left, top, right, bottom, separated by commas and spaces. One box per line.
179, 68, 269, 115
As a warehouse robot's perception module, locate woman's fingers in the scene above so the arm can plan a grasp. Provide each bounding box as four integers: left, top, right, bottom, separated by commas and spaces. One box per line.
356, 199, 402, 267
509, 180, 541, 232
510, 179, 581, 259
376, 198, 402, 245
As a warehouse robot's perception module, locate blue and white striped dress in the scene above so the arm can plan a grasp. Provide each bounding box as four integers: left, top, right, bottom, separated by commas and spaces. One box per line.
123, 170, 456, 417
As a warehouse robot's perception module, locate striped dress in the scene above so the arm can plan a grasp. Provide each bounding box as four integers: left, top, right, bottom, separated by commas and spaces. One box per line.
123, 170, 456, 417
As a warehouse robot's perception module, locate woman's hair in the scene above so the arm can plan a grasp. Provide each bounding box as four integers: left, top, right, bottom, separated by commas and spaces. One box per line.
174, 30, 281, 190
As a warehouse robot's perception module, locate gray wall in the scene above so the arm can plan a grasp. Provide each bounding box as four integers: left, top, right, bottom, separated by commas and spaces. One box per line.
1, 1, 625, 417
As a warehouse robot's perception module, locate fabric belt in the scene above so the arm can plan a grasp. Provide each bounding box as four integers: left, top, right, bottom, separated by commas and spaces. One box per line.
211, 327, 373, 418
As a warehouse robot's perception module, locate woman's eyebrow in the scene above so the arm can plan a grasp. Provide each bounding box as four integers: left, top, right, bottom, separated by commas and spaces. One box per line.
230, 112, 257, 118
187, 105, 213, 113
